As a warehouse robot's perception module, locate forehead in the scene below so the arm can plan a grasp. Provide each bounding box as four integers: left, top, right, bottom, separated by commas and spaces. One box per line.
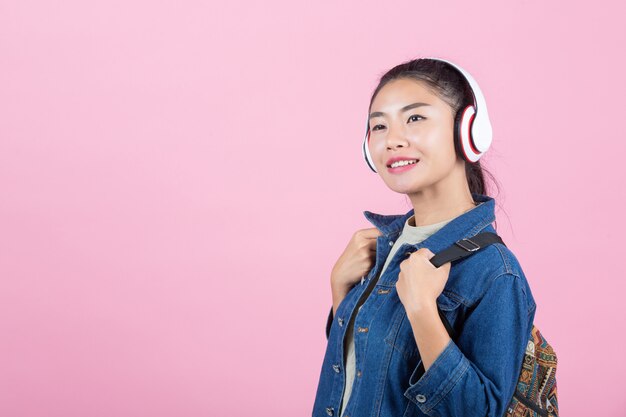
370, 78, 446, 111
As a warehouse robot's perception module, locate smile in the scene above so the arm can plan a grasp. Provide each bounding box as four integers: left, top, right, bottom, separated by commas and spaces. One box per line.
387, 159, 419, 174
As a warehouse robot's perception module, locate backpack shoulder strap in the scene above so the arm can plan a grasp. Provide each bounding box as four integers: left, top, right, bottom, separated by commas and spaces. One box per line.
430, 232, 505, 268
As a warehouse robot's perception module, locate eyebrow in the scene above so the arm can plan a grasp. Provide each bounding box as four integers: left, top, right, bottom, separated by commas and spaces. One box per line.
368, 102, 431, 120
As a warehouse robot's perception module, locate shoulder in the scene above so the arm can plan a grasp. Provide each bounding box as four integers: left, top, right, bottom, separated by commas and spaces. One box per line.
445, 238, 536, 313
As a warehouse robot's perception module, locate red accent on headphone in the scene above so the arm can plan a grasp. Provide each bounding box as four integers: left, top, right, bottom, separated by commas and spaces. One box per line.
466, 110, 481, 155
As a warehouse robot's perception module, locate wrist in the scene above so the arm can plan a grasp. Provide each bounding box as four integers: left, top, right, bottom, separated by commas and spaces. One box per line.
330, 274, 351, 293
331, 281, 350, 298
406, 299, 439, 320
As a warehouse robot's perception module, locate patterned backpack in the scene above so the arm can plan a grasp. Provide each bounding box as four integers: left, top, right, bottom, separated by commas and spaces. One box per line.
429, 232, 559, 417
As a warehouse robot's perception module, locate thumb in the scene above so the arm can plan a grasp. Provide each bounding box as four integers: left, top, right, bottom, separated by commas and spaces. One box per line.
417, 247, 435, 259
418, 247, 449, 269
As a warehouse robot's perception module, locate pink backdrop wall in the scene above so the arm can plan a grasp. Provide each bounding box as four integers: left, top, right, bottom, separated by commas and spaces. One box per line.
1, 0, 624, 416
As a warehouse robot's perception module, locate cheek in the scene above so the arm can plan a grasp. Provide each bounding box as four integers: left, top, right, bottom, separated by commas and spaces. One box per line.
421, 137, 455, 161
434, 148, 459, 172
369, 138, 386, 163
427, 130, 457, 159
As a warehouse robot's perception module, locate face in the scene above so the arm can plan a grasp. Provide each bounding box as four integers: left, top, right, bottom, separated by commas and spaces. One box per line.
367, 78, 464, 195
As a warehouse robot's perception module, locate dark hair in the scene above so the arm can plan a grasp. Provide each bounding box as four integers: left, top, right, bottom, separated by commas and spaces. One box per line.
368, 58, 500, 198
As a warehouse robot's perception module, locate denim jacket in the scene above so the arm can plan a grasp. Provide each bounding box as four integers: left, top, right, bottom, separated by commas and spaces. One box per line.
312, 194, 536, 417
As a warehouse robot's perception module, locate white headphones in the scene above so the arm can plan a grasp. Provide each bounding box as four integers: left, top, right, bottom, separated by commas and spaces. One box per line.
362, 57, 493, 172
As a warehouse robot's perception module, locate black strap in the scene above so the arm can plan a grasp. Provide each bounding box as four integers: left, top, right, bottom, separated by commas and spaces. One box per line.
429, 232, 505, 268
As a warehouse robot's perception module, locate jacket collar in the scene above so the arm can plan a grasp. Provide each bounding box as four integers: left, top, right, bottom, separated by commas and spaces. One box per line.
362, 193, 496, 254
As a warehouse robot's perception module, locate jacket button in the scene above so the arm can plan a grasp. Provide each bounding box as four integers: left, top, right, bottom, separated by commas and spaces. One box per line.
416, 394, 426, 403
389, 241, 394, 246
332, 364, 341, 373
325, 406, 334, 416
356, 370, 362, 377
357, 326, 369, 333
338, 317, 344, 327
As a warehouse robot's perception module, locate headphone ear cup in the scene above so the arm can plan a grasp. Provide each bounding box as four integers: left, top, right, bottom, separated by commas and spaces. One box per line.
453, 107, 466, 162
362, 127, 377, 173
457, 105, 483, 163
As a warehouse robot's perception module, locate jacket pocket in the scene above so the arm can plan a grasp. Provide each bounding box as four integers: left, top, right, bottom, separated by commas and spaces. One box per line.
384, 291, 462, 361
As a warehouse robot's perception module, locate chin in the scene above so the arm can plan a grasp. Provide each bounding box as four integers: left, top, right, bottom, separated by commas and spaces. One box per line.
384, 179, 426, 195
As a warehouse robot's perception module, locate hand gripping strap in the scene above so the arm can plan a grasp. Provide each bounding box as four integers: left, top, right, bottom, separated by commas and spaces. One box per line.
431, 232, 505, 340
413, 232, 505, 379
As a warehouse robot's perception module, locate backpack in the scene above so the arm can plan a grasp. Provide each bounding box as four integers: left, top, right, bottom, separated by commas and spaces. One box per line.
428, 232, 559, 417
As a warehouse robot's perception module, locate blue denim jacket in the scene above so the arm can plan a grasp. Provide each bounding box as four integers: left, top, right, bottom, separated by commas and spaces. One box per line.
312, 194, 536, 417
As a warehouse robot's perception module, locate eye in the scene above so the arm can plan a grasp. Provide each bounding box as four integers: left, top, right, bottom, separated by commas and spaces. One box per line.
408, 114, 424, 123
371, 124, 385, 132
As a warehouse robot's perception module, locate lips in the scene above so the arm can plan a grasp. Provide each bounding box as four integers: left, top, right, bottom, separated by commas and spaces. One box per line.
386, 156, 420, 168
386, 159, 419, 174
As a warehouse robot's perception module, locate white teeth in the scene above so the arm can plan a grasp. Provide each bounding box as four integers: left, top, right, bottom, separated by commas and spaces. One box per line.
390, 159, 418, 168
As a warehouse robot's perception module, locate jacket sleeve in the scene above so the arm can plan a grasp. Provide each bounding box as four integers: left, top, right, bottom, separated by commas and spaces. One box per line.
403, 272, 535, 417
325, 306, 333, 340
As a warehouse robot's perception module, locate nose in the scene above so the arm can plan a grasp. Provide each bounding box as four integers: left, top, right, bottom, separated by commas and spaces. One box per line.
385, 122, 409, 149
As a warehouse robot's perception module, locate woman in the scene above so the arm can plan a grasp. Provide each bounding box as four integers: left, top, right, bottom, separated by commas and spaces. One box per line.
312, 57, 537, 417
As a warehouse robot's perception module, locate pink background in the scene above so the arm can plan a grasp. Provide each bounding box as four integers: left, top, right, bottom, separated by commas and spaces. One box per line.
1, 0, 624, 416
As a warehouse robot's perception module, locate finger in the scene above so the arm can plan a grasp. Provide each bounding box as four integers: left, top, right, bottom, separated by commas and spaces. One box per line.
359, 228, 383, 240
358, 228, 382, 252
366, 237, 379, 253
436, 259, 452, 271
416, 247, 435, 259
414, 247, 440, 269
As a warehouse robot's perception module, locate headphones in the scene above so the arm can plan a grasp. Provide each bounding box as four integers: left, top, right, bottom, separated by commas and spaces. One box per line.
362, 57, 493, 172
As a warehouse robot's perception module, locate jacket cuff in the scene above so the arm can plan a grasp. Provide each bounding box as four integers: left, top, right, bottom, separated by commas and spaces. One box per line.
325, 306, 333, 340
404, 338, 470, 414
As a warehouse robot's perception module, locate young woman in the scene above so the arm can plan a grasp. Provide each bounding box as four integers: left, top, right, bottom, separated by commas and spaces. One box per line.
312, 58, 537, 417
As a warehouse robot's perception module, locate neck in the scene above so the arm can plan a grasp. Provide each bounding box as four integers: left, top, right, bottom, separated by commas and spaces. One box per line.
407, 165, 477, 227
